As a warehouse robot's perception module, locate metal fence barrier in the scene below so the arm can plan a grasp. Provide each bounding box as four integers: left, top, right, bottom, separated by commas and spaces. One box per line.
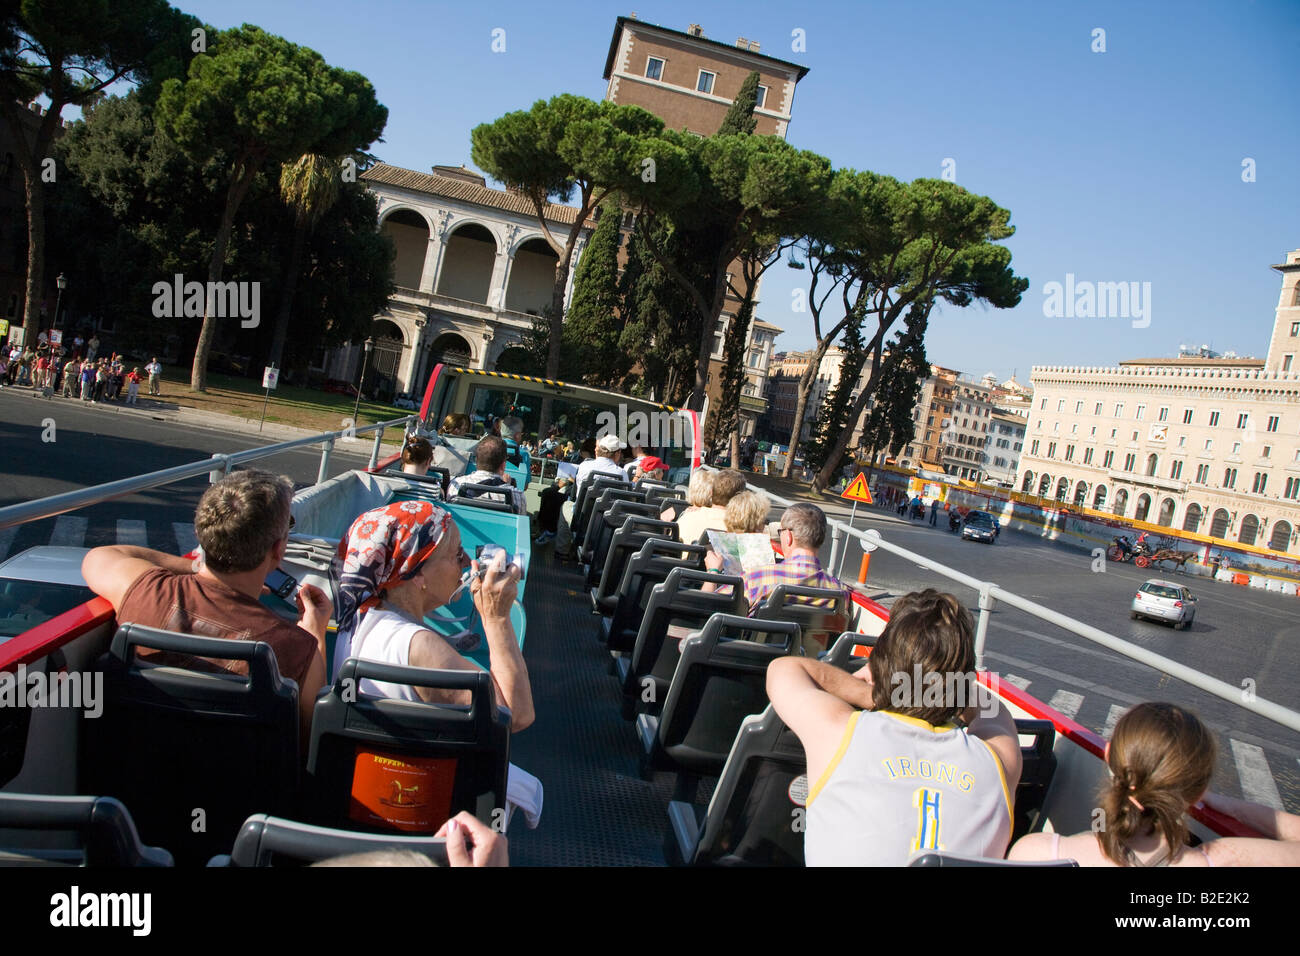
745, 475, 1300, 735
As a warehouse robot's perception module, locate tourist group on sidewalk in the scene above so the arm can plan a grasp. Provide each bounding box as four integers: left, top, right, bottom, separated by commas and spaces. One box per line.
1, 339, 162, 407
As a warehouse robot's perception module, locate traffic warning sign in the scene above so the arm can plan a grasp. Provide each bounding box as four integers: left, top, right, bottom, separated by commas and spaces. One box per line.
841, 473, 874, 504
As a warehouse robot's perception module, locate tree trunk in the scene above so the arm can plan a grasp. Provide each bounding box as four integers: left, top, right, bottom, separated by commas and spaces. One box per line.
20, 169, 46, 332
268, 211, 309, 370
191, 161, 259, 392
813, 360, 883, 492
781, 335, 837, 478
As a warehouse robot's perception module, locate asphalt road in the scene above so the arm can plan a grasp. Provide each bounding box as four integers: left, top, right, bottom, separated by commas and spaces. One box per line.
809, 499, 1300, 814
3, 388, 1297, 813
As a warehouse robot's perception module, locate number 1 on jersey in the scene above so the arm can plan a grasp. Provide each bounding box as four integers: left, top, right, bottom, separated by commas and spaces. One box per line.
912, 787, 942, 852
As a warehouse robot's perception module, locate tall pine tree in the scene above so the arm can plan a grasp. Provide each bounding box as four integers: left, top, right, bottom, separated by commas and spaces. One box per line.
562, 202, 627, 387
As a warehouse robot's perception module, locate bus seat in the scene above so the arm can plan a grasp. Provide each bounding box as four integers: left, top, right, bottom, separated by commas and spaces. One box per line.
573, 476, 632, 547
908, 850, 1077, 867
0, 793, 173, 867
1012, 719, 1057, 840
210, 813, 449, 867
602, 539, 707, 651
655, 497, 690, 521
84, 624, 301, 866
449, 482, 522, 515
753, 584, 850, 657
639, 614, 800, 790
619, 568, 747, 719
306, 658, 509, 835
665, 705, 806, 867
385, 465, 451, 500
824, 631, 877, 669
443, 500, 531, 602
590, 519, 680, 616
578, 489, 648, 565
584, 501, 663, 587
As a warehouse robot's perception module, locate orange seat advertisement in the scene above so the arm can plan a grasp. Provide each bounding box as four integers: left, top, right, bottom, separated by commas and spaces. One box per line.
349, 747, 457, 833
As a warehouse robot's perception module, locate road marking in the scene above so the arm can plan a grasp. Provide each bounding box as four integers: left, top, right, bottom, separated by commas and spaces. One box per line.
173, 522, 198, 556
116, 519, 147, 547
1047, 690, 1084, 720
1229, 739, 1283, 810
0, 526, 16, 562
1102, 704, 1127, 739
49, 516, 88, 548
1000, 673, 1031, 691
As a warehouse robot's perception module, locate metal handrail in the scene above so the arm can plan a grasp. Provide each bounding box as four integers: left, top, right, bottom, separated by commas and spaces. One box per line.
0, 415, 417, 531
746, 476, 1300, 735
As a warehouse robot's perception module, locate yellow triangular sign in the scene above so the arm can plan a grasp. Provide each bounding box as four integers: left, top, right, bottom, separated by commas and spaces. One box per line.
841, 472, 874, 503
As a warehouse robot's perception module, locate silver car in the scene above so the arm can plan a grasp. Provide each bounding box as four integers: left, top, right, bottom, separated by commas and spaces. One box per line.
0, 546, 94, 640
1130, 579, 1197, 630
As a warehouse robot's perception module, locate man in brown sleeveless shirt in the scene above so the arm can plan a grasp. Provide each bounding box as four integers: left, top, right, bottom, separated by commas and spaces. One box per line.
81, 469, 330, 740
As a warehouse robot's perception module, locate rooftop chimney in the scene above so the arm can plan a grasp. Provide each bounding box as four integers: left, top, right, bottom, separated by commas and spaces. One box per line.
748, 40, 760, 52
687, 23, 702, 36
736, 37, 748, 48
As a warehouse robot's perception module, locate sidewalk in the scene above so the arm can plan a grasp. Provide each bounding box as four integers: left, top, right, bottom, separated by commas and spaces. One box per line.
18, 381, 408, 452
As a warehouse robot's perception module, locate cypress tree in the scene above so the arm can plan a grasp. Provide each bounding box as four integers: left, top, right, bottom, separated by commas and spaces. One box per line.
563, 202, 626, 386
716, 71, 760, 136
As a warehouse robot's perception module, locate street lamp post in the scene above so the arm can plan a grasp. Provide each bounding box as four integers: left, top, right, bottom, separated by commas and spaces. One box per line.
54, 273, 66, 336
352, 336, 374, 426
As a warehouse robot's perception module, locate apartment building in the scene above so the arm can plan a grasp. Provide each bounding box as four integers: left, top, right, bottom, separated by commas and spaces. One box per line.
1016, 249, 1300, 554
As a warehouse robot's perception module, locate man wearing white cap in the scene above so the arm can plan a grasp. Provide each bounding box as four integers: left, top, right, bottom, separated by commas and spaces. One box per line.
576, 432, 627, 496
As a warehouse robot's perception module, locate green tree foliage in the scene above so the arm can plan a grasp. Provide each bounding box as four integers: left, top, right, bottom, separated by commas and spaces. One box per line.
0, 0, 199, 331
716, 71, 759, 136
804, 311, 868, 476
861, 311, 929, 469
809, 176, 1027, 491
156, 24, 386, 390
560, 202, 628, 387
471, 94, 664, 413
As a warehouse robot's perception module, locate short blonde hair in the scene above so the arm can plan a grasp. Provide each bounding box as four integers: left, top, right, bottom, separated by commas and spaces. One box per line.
686, 469, 714, 508
724, 489, 771, 534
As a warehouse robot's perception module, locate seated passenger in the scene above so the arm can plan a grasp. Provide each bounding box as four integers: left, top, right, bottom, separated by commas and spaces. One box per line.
575, 433, 627, 494
535, 476, 572, 545
499, 415, 531, 490
706, 502, 848, 612
400, 434, 435, 479
662, 468, 712, 524
676, 468, 746, 545
631, 455, 668, 483
448, 436, 526, 515
767, 589, 1023, 866
1009, 702, 1300, 866
721, 488, 771, 534
622, 444, 648, 481
80, 469, 330, 741
432, 413, 472, 474
333, 501, 533, 730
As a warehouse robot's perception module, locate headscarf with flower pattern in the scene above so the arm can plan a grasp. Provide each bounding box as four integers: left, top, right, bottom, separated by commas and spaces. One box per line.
333, 501, 452, 673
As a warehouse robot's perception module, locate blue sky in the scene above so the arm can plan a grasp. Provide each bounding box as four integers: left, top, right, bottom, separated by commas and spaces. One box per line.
165, 0, 1299, 382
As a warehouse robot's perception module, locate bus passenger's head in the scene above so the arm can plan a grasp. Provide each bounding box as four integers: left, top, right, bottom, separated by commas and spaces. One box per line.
711, 469, 747, 506
724, 489, 771, 534
195, 469, 294, 572
1098, 702, 1216, 866
477, 435, 508, 475
440, 413, 471, 436
686, 469, 714, 508
401, 435, 433, 475
867, 589, 975, 726
501, 416, 524, 440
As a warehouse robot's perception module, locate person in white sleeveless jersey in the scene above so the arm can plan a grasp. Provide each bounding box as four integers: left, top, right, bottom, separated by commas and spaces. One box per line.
767, 589, 1022, 865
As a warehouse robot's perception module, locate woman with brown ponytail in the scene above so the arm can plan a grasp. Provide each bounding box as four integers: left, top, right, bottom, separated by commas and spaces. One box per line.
1009, 702, 1300, 866
400, 434, 434, 476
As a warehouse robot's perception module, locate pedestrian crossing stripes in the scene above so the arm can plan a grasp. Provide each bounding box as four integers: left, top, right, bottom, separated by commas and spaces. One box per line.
1102, 704, 1127, 740
1047, 690, 1084, 721
116, 519, 148, 547
49, 516, 88, 547
1001, 673, 1031, 691
1230, 739, 1283, 811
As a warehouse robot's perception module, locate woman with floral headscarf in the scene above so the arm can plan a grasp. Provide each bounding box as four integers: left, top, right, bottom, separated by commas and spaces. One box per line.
333, 500, 534, 730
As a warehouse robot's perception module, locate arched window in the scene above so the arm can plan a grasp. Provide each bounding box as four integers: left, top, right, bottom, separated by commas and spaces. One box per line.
1073, 480, 1088, 507
1182, 503, 1202, 532
1093, 485, 1108, 510
1238, 514, 1260, 546
1113, 488, 1128, 517
1209, 508, 1230, 538
1156, 498, 1176, 527
1038, 474, 1052, 497
1270, 520, 1293, 552
1134, 493, 1151, 522
1021, 471, 1035, 493
1055, 477, 1069, 501
1145, 454, 1158, 477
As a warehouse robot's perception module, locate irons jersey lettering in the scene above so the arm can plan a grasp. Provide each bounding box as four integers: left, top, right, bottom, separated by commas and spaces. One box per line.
804, 710, 1012, 866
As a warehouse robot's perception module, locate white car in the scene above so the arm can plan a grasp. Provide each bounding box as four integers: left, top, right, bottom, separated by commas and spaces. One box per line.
1130, 579, 1197, 630
0, 546, 95, 640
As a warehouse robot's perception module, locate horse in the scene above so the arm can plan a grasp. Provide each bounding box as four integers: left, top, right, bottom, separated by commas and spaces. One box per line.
1135, 548, 1197, 572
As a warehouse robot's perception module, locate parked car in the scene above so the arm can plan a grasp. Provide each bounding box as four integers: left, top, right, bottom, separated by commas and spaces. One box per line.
960, 511, 1000, 544
0, 547, 94, 640
1131, 579, 1197, 630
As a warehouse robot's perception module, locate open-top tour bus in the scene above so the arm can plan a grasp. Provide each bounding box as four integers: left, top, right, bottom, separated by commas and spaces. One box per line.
0, 366, 1293, 867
